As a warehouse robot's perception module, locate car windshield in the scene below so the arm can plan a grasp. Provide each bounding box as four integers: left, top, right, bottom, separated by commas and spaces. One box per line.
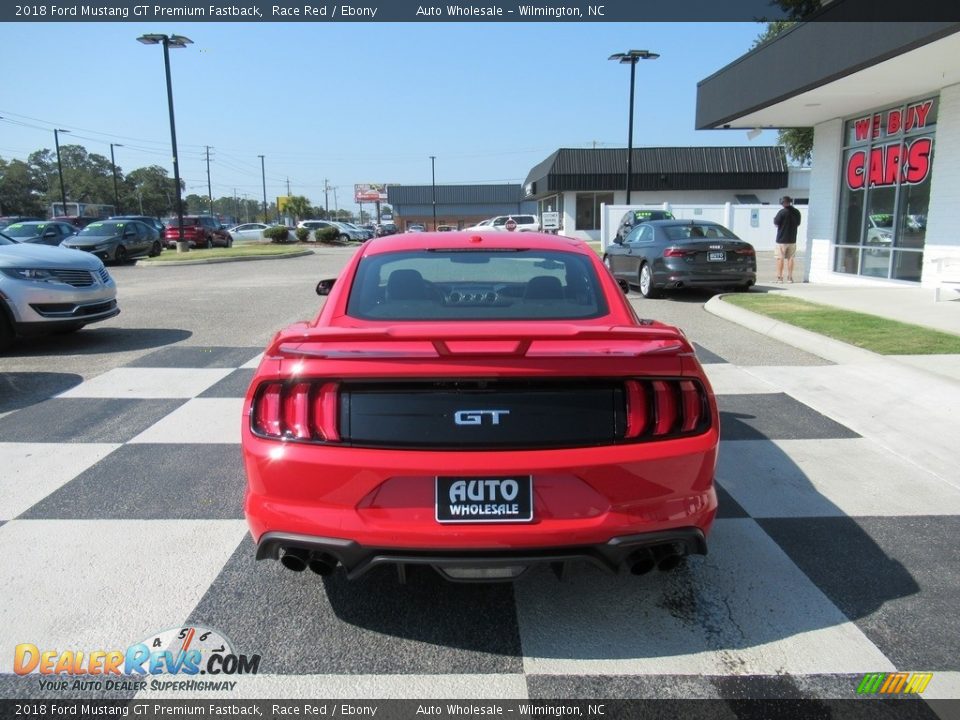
0, 231, 16, 245
663, 224, 738, 241
3, 223, 44, 238
347, 249, 607, 321
79, 221, 125, 236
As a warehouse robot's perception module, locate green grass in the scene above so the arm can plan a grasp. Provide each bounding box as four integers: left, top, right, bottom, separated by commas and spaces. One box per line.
723, 294, 960, 355
142, 244, 312, 262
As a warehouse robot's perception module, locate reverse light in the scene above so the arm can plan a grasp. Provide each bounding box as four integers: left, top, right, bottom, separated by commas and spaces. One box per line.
252, 381, 340, 442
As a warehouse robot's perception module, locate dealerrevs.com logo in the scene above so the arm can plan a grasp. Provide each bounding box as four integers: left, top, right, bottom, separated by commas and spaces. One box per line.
14, 626, 261, 692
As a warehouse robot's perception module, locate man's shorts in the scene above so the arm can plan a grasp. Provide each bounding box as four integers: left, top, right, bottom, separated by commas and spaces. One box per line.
775, 242, 797, 260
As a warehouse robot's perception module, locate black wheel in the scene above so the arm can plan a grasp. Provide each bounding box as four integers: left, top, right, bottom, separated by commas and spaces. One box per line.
226, 237, 233, 248
339, 233, 350, 244
205, 236, 213, 249
149, 241, 162, 257
0, 313, 14, 353
639, 263, 661, 299
114, 246, 127, 264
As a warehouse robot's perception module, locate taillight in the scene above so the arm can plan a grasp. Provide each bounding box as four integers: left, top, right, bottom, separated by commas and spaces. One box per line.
735, 247, 756, 256
663, 247, 694, 258
252, 381, 340, 442
623, 378, 709, 440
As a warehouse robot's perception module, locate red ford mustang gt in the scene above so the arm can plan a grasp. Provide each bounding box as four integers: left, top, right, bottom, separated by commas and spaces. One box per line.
241, 232, 718, 582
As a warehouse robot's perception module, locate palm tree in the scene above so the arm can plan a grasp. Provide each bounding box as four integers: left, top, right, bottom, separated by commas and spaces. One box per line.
284, 195, 312, 223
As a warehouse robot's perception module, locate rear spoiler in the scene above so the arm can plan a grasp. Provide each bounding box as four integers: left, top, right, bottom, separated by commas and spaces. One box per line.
268, 324, 693, 359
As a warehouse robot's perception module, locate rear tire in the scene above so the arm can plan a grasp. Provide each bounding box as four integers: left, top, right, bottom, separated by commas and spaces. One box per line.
114, 246, 127, 264
339, 233, 350, 244
205, 236, 213, 249
0, 313, 14, 352
149, 241, 162, 257
639, 263, 661, 299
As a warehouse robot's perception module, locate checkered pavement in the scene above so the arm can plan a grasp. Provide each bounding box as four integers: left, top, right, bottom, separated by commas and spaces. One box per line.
1, 344, 957, 703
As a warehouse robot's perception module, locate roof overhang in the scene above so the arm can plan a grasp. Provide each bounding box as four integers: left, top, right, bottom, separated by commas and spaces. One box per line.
697, 21, 960, 130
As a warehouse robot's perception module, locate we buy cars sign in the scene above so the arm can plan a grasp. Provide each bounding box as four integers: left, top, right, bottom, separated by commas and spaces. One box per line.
845, 100, 934, 190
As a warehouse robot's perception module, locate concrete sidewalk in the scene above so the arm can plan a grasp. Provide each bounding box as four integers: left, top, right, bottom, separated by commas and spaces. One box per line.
706, 278, 960, 489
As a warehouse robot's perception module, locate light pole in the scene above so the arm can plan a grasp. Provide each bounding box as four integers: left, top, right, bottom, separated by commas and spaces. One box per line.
430, 155, 436, 230
54, 128, 70, 216
138, 33, 193, 252
259, 155, 267, 223
109, 143, 123, 214
608, 49, 658, 205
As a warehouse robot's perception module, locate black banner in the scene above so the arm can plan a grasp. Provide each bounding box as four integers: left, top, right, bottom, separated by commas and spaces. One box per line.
0, 699, 954, 720
1, 0, 959, 23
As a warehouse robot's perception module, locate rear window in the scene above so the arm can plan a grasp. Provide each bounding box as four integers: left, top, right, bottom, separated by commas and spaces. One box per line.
347, 249, 607, 321
663, 224, 737, 241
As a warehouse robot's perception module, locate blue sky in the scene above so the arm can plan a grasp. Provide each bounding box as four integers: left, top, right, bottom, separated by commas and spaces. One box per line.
0, 21, 772, 213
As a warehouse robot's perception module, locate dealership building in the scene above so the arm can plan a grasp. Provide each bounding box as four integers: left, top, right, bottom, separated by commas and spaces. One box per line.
697, 16, 960, 286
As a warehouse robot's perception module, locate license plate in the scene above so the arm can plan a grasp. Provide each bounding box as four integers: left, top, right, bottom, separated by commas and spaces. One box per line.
435, 476, 533, 523
708, 251, 726, 262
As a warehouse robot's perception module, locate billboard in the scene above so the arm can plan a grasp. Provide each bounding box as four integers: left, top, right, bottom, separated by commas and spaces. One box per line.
355, 183, 389, 203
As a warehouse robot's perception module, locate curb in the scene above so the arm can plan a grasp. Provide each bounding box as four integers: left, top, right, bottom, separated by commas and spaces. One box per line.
705, 294, 892, 366
136, 249, 316, 267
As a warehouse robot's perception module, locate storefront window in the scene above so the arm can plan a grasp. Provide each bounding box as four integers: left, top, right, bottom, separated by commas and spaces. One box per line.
834, 98, 935, 282
575, 193, 613, 231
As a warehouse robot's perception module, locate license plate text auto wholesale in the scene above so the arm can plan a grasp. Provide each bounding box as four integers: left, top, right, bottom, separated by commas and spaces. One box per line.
708, 251, 726, 261
436, 476, 533, 523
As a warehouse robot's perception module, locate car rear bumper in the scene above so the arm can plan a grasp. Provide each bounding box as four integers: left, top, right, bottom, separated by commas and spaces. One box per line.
243, 433, 719, 580
656, 266, 756, 289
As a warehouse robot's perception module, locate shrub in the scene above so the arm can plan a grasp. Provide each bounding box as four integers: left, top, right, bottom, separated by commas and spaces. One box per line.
295, 227, 310, 243
316, 226, 340, 244
264, 226, 290, 244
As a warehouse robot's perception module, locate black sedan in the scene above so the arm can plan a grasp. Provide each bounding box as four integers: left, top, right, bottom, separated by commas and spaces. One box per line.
603, 220, 756, 298
2, 221, 77, 246
61, 219, 162, 263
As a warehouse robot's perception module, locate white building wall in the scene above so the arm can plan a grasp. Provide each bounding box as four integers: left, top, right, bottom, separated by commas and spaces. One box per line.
806, 119, 844, 283
922, 82, 960, 288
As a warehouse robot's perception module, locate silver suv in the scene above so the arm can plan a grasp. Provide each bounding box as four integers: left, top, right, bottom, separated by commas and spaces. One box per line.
466, 214, 541, 232
0, 230, 119, 351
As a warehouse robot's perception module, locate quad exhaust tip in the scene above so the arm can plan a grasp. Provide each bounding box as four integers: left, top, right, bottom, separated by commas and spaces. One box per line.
279, 547, 309, 572
279, 547, 339, 575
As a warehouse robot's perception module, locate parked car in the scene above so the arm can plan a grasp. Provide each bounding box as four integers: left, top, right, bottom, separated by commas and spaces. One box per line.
613, 209, 676, 244
241, 231, 719, 584
110, 215, 167, 241
407, 223, 426, 233
0, 230, 119, 351
376, 222, 398, 237
228, 223, 271, 244
0, 216, 43, 230
603, 220, 756, 298
436, 225, 456, 232
865, 213, 894, 254
335, 221, 373, 241
465, 215, 541, 232
163, 215, 232, 249
2, 221, 78, 246
62, 219, 163, 263
297, 220, 347, 242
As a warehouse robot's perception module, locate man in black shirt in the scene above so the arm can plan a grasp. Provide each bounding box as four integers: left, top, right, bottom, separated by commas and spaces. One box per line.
773, 195, 802, 283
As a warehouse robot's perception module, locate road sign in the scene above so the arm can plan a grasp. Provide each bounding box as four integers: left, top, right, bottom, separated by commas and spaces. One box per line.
505, 217, 518, 231
542, 212, 560, 230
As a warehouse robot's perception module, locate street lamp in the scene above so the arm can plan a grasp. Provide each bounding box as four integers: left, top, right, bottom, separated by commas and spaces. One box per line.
430, 155, 436, 230
138, 32, 193, 252
608, 49, 659, 205
109, 143, 123, 214
54, 128, 70, 217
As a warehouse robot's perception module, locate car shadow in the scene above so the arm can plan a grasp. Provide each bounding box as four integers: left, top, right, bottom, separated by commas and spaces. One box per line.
3, 328, 191, 357
0, 372, 85, 413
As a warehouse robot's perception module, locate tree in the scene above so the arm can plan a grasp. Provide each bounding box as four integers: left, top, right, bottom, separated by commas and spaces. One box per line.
752, 19, 815, 165
0, 158, 46, 216
124, 166, 181, 218
28, 145, 116, 209
284, 195, 312, 222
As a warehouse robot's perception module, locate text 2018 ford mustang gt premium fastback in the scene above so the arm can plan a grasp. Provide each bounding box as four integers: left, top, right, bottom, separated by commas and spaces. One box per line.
241, 231, 719, 583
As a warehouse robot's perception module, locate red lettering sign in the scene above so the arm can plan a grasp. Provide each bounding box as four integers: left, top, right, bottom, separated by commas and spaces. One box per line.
844, 138, 933, 190
850, 100, 934, 143
854, 118, 872, 142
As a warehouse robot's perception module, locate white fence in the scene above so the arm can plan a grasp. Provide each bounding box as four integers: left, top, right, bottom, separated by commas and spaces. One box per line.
600, 203, 808, 252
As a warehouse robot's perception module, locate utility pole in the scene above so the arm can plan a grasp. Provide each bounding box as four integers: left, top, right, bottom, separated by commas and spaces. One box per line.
324, 179, 329, 218
233, 188, 239, 224
430, 155, 437, 230
205, 146, 214, 217
258, 154, 267, 223
333, 186, 338, 216
110, 143, 124, 214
